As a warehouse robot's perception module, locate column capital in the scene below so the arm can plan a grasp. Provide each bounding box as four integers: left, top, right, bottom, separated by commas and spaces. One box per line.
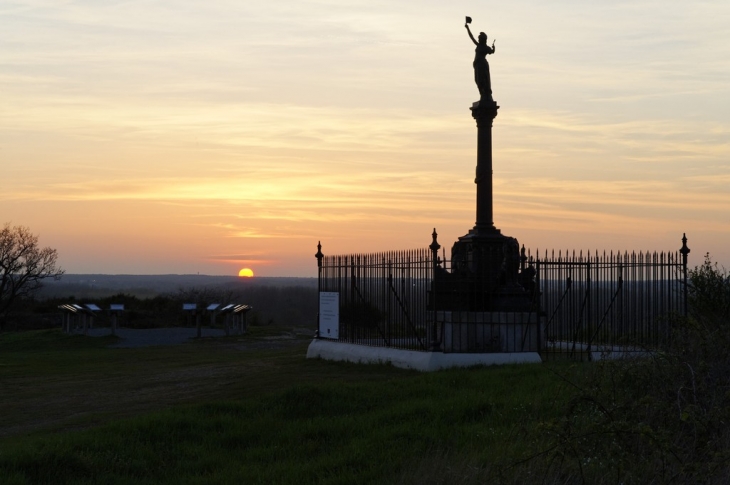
470, 100, 499, 122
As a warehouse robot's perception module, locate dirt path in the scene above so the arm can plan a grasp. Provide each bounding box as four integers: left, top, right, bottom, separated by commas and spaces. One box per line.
84, 327, 228, 348
82, 326, 315, 349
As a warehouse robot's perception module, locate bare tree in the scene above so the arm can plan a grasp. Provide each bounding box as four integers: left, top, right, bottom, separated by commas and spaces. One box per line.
0, 224, 64, 329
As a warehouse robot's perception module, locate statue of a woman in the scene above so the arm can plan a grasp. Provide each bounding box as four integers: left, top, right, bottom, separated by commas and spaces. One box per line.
465, 22, 496, 102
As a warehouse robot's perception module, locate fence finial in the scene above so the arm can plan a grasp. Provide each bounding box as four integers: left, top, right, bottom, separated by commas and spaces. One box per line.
429, 228, 441, 252
315, 241, 324, 268
680, 233, 690, 262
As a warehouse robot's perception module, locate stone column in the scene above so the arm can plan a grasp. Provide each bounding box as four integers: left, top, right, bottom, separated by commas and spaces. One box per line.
444, 99, 531, 312
471, 100, 499, 233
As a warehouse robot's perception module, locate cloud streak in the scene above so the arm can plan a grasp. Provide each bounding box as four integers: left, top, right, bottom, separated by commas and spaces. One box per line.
1, 0, 728, 274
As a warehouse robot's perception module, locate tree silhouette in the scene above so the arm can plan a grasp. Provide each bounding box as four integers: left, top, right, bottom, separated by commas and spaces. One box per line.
0, 224, 64, 329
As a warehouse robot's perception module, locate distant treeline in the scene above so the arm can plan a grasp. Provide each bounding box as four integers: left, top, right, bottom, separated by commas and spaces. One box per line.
9, 282, 318, 331
37, 274, 317, 299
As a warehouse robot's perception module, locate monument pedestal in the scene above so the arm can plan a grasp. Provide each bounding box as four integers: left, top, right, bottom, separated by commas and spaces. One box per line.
431, 99, 532, 313
448, 226, 531, 312
440, 311, 542, 353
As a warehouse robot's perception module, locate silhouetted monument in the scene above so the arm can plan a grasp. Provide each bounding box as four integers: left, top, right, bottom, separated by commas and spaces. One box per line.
433, 18, 532, 313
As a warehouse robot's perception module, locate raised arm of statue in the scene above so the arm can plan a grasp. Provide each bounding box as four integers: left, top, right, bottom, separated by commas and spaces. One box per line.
465, 24, 478, 46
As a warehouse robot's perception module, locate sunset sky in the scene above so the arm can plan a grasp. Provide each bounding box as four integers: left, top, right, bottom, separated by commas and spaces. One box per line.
2, 0, 729, 276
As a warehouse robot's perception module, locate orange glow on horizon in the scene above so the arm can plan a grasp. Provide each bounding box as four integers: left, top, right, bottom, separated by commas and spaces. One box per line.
238, 268, 254, 278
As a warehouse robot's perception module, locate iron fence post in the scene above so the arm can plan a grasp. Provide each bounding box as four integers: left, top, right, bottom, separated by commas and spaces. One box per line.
532, 258, 544, 358
315, 241, 323, 284
315, 241, 324, 337
680, 233, 690, 317
429, 228, 441, 351
586, 261, 592, 359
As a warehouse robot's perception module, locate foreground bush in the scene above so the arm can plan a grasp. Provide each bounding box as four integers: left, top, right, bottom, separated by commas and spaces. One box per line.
521, 255, 730, 483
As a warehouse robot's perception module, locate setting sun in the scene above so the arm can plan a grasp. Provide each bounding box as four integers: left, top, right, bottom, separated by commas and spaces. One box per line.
238, 268, 254, 278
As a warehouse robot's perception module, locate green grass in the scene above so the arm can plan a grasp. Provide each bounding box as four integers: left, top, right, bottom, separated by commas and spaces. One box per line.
0, 328, 581, 484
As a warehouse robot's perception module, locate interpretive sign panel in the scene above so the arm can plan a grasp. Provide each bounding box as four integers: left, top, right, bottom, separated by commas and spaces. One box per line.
319, 292, 339, 339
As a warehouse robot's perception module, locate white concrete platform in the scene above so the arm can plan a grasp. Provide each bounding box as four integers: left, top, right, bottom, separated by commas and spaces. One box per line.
306, 339, 542, 372
545, 341, 652, 361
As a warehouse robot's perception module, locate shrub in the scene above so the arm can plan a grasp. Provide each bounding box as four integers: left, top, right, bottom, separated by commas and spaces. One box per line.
688, 252, 730, 324
518, 255, 730, 484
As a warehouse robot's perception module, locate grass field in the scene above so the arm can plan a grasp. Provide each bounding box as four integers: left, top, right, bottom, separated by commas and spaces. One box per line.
0, 328, 582, 484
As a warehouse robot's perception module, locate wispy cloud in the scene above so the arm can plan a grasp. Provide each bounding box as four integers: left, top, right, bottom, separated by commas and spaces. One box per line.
2, 0, 729, 274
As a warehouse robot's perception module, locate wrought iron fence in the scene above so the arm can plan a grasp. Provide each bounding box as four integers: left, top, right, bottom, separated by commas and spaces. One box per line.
315, 235, 689, 359
317, 249, 434, 351
533, 249, 686, 360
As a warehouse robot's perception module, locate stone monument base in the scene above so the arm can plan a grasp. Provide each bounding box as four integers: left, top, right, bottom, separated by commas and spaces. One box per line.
440, 311, 541, 353
306, 339, 542, 372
